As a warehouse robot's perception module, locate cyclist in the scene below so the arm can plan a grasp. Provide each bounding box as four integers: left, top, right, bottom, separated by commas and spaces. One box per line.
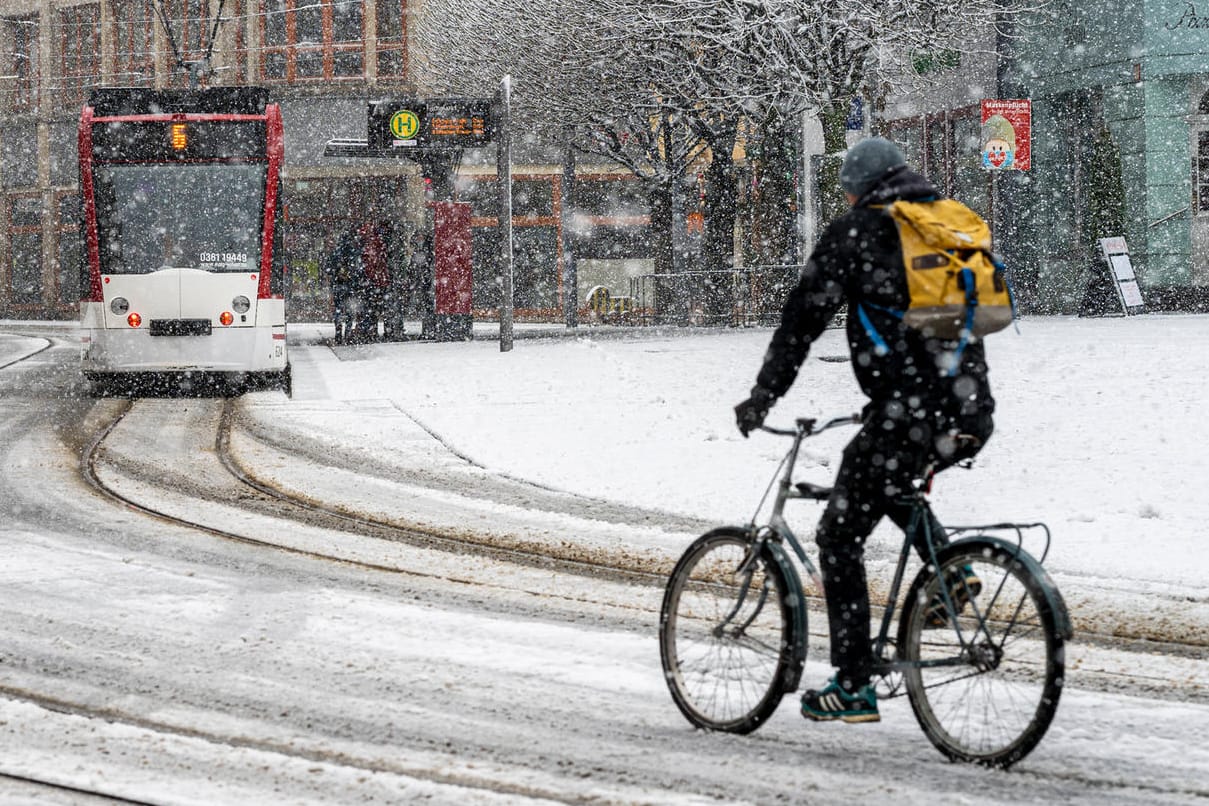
734, 137, 995, 723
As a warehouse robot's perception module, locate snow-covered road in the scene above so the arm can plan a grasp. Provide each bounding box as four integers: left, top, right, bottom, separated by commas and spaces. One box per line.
0, 321, 1206, 804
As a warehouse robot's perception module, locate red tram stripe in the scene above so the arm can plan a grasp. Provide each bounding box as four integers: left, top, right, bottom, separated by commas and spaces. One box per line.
259, 105, 284, 301
78, 105, 104, 303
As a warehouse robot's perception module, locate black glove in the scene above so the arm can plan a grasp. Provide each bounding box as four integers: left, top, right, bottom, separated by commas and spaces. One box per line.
735, 387, 776, 437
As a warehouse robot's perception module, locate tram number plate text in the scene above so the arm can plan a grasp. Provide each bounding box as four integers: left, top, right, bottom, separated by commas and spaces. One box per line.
199, 252, 248, 264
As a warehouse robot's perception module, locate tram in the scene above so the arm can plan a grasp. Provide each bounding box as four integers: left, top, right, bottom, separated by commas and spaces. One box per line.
78, 86, 290, 395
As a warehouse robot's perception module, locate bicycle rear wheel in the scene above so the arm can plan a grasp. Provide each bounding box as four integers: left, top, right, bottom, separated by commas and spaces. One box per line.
659, 527, 800, 733
898, 540, 1065, 767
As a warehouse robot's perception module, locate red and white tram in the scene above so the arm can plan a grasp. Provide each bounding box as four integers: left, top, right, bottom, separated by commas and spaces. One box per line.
78, 86, 290, 394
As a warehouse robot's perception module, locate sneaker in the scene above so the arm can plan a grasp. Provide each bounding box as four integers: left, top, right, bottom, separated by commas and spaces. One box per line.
924, 564, 982, 628
800, 678, 880, 723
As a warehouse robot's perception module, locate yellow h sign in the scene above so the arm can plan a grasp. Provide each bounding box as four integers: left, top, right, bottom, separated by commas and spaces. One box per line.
389, 110, 420, 140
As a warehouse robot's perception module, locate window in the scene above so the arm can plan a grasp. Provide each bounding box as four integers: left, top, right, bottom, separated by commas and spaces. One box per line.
55, 193, 81, 307
162, 0, 208, 62
575, 177, 649, 219
59, 4, 101, 105
1, 16, 38, 112
7, 194, 43, 307
1196, 131, 1209, 214
261, 0, 364, 82
376, 0, 407, 78
94, 163, 266, 274
514, 179, 554, 218
111, 0, 156, 85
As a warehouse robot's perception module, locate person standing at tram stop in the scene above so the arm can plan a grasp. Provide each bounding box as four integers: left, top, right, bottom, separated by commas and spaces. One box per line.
733, 137, 996, 723
357, 218, 391, 341
322, 226, 362, 345
380, 220, 411, 340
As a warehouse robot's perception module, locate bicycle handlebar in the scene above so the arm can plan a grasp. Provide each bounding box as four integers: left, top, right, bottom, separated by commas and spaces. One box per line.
759, 413, 861, 438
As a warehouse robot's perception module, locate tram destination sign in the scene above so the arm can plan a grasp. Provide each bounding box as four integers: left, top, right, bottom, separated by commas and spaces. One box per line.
368, 98, 494, 151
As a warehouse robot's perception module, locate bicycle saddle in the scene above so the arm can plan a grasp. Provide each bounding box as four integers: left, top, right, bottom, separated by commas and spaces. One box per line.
795, 481, 833, 500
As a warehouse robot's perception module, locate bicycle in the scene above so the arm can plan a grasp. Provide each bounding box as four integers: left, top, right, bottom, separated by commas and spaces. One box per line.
658, 415, 1072, 768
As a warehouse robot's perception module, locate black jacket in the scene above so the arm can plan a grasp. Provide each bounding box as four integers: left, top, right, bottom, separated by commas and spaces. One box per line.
755, 166, 994, 432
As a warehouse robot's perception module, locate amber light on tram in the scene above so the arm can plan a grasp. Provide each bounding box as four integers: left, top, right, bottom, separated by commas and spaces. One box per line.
219, 311, 234, 326
170, 123, 188, 150
127, 312, 142, 328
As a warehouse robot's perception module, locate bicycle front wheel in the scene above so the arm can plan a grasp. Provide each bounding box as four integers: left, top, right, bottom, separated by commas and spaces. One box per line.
659, 527, 800, 734
898, 540, 1066, 767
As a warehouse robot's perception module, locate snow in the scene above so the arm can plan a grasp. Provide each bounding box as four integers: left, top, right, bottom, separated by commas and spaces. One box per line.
1, 314, 1208, 803
259, 315, 1209, 646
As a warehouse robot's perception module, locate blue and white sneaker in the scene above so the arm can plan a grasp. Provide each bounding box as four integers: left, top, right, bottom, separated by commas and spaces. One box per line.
800, 678, 880, 723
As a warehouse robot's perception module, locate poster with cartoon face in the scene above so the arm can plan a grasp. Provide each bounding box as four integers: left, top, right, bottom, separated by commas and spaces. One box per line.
981, 99, 1032, 171
982, 115, 1016, 169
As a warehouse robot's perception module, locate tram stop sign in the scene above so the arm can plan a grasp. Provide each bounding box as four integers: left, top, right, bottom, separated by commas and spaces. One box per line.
368, 98, 494, 151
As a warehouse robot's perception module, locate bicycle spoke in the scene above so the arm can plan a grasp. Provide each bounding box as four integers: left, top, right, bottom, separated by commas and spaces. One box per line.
900, 543, 1064, 767
660, 530, 797, 733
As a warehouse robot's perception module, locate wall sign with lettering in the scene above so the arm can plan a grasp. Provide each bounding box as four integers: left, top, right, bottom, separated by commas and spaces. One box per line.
368, 99, 494, 151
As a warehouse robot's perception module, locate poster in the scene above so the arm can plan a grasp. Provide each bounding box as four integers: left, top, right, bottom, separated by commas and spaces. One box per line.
981, 99, 1032, 171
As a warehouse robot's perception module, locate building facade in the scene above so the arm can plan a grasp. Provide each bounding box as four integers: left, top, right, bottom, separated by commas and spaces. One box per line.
0, 0, 651, 322
873, 1, 1209, 313
1003, 0, 1209, 309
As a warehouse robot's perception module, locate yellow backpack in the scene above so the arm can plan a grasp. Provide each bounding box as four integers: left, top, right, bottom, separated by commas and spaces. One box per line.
882, 199, 1014, 339
857, 199, 1014, 375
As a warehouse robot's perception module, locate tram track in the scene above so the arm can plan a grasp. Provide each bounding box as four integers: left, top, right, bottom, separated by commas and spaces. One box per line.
80, 397, 670, 598
0, 768, 156, 805
79, 395, 1209, 677
0, 334, 53, 371
0, 684, 594, 805
218, 401, 1209, 661
5, 383, 1206, 800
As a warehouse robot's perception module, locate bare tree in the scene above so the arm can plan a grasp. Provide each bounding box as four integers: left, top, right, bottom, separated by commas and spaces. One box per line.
413, 0, 1023, 311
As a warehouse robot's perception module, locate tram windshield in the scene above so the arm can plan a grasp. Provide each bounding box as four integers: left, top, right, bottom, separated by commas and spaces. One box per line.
94, 163, 266, 275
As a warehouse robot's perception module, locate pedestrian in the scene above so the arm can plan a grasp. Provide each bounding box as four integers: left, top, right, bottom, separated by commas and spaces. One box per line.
322, 228, 361, 345
408, 229, 434, 329
357, 218, 390, 341
733, 137, 996, 723
381, 220, 409, 341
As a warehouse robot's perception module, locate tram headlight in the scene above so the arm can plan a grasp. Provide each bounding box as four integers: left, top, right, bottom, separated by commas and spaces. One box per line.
110, 297, 129, 315
127, 312, 141, 328
219, 311, 234, 326
232, 295, 251, 314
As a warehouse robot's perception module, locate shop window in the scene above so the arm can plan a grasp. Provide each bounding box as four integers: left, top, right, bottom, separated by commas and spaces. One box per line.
574, 177, 649, 219
951, 112, 990, 218
454, 175, 501, 219
1, 16, 38, 112
513, 226, 559, 310
59, 4, 101, 105
260, 0, 364, 82
514, 179, 554, 218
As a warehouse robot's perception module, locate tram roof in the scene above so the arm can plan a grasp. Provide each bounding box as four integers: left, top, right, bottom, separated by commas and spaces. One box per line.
87, 87, 271, 117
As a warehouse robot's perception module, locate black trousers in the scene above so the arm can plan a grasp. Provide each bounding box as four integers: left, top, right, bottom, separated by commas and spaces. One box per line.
814, 402, 989, 691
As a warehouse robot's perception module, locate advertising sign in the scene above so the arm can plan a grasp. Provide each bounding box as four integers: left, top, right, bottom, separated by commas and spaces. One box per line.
1099, 237, 1146, 313
981, 99, 1032, 171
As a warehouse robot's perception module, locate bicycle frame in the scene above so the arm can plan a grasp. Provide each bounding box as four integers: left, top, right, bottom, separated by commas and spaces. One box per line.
661, 413, 1072, 764
746, 415, 1067, 684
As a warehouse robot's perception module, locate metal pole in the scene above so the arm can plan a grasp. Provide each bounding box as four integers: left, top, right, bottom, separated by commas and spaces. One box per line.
497, 75, 514, 352
561, 132, 577, 329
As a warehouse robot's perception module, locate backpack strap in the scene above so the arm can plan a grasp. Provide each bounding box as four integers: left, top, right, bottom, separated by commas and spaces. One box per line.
856, 301, 896, 357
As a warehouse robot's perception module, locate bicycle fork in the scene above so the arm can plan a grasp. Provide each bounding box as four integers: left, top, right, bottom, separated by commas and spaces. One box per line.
713, 529, 775, 639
